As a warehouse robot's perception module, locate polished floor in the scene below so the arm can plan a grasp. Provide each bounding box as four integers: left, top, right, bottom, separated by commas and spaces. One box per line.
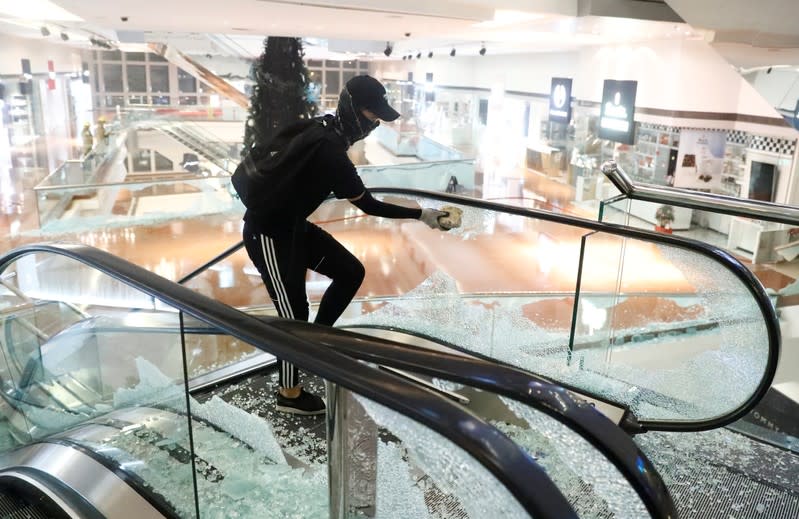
2, 131, 797, 309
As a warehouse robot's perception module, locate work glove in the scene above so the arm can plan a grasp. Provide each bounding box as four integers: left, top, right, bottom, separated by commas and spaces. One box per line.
419, 208, 449, 230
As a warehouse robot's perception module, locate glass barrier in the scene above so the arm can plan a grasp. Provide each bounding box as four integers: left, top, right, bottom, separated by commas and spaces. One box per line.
571, 230, 770, 422
343, 374, 652, 518
0, 251, 201, 517
347, 393, 533, 518
323, 193, 774, 425
0, 245, 586, 518
599, 195, 795, 269
358, 160, 476, 194
33, 175, 242, 233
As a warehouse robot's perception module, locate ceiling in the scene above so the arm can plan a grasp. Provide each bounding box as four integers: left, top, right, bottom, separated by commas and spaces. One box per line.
0, 0, 796, 68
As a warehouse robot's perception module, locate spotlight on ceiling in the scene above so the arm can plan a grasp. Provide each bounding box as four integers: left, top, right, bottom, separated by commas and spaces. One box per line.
479, 43, 486, 56
428, 51, 433, 58
384, 42, 393, 57
416, 52, 421, 59
60, 32, 69, 41
402, 55, 407, 60
40, 26, 50, 37
450, 48, 456, 57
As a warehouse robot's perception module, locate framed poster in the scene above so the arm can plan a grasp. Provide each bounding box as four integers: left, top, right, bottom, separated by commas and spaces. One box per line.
598, 80, 637, 144
673, 130, 726, 191
548, 77, 572, 124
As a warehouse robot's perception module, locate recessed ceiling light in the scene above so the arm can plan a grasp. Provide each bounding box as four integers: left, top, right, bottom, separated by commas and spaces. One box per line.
231, 27, 250, 31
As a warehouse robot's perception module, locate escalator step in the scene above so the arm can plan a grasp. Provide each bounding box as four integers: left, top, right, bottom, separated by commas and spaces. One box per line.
667, 464, 799, 519
0, 482, 71, 519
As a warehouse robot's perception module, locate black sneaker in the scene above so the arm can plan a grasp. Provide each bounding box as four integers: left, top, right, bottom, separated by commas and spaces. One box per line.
275, 389, 326, 415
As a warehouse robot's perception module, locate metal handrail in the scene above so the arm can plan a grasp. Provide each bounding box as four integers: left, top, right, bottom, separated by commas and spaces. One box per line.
601, 159, 799, 225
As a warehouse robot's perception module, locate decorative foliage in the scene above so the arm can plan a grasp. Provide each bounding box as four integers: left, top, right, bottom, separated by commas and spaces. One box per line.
242, 37, 318, 155
655, 204, 675, 228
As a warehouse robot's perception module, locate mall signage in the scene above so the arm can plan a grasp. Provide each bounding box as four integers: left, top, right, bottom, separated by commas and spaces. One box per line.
598, 79, 638, 144
548, 77, 573, 124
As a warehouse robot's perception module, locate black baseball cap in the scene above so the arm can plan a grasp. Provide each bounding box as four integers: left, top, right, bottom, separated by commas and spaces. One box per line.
345, 75, 401, 122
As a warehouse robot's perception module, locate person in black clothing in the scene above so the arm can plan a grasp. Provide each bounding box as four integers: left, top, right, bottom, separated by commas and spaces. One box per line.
242, 75, 448, 415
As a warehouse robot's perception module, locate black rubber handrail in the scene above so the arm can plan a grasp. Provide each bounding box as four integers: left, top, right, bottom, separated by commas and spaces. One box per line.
0, 243, 577, 519
181, 186, 780, 433
273, 319, 677, 519
10, 307, 678, 517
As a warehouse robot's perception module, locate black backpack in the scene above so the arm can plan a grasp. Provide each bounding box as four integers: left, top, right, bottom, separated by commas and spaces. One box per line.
232, 115, 338, 211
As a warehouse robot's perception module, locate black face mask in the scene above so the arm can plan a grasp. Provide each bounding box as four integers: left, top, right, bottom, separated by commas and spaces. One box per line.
335, 89, 379, 145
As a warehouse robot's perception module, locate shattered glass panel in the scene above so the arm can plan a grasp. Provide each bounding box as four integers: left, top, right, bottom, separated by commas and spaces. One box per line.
355, 395, 532, 518
67, 358, 328, 518
336, 195, 772, 424
497, 397, 649, 518
34, 175, 242, 235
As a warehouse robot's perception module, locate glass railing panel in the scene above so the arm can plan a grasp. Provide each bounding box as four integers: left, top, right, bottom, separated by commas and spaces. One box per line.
328, 193, 774, 425
180, 246, 272, 309
598, 196, 792, 268
34, 175, 242, 234
358, 372, 653, 518
0, 301, 86, 392
345, 392, 533, 518
0, 255, 195, 469
0, 251, 201, 514
573, 231, 771, 422
357, 160, 476, 194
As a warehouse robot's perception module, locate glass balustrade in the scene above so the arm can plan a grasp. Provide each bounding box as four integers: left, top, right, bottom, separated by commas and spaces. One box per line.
33, 175, 242, 233
320, 193, 776, 427
1, 245, 599, 519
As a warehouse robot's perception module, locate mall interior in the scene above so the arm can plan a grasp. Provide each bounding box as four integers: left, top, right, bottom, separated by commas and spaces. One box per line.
0, 1, 798, 518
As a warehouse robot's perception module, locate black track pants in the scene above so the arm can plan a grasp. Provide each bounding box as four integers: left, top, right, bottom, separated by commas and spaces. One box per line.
243, 220, 365, 389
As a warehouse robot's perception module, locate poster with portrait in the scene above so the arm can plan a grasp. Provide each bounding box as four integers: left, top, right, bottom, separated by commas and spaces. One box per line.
673, 130, 726, 191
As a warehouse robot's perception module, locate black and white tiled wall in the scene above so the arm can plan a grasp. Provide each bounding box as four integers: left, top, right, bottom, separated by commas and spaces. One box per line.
639, 124, 797, 156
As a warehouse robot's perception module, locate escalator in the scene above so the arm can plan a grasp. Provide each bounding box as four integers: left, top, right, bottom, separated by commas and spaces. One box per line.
0, 476, 84, 519
0, 243, 676, 518
176, 186, 793, 518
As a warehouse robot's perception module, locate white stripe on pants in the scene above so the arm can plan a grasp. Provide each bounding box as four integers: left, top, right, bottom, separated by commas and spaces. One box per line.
259, 234, 298, 388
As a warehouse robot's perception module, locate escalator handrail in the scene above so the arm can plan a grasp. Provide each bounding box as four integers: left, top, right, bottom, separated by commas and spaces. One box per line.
273, 319, 678, 519
0, 242, 577, 519
183, 186, 781, 433
344, 187, 781, 427
28, 309, 678, 517
602, 159, 799, 225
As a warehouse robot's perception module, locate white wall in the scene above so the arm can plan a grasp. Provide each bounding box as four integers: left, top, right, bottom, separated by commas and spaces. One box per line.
373, 51, 580, 95
0, 34, 82, 75
375, 38, 788, 125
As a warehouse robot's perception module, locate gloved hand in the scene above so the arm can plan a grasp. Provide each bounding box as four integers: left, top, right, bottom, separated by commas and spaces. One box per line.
419, 208, 449, 230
